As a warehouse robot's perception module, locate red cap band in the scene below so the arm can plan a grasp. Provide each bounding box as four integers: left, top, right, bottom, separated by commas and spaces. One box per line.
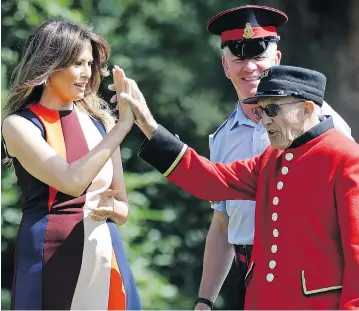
221, 26, 277, 42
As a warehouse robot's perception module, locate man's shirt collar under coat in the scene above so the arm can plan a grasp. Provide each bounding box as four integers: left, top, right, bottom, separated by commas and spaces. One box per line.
289, 116, 334, 149
229, 101, 259, 130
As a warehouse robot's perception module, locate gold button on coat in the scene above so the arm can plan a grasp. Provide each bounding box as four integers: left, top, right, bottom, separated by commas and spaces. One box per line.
266, 273, 274, 282
281, 166, 289, 175
285, 153, 294, 161
271, 245, 278, 253
272, 213, 278, 221
269, 260, 276, 269
273, 197, 279, 205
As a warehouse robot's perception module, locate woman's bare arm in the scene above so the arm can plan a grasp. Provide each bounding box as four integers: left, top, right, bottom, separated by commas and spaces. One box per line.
108, 146, 130, 225
2, 115, 132, 197
2, 66, 134, 198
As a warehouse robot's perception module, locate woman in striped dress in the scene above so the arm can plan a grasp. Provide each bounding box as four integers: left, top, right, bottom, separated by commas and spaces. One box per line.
2, 19, 141, 310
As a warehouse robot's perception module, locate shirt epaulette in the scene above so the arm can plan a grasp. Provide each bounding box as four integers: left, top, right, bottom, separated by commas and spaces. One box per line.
210, 108, 237, 140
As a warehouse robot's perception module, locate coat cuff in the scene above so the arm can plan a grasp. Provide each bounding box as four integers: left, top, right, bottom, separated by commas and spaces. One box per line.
138, 125, 188, 176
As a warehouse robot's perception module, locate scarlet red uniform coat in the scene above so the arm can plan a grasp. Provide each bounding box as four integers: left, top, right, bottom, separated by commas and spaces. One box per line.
139, 120, 359, 310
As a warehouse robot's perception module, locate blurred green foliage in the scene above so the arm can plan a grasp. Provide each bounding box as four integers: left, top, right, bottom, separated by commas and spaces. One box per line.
2, 0, 358, 309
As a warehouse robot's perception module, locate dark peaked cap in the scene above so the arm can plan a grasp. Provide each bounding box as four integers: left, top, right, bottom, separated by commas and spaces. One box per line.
207, 5, 288, 42
243, 65, 327, 106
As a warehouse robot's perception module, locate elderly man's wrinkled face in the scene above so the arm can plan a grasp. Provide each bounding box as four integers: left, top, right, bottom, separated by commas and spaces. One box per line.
258, 97, 306, 150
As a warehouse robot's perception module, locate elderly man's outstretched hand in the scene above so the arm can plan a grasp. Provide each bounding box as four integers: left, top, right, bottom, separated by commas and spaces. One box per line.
110, 67, 158, 139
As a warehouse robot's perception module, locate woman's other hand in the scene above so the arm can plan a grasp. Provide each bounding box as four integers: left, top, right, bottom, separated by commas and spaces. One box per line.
90, 189, 130, 225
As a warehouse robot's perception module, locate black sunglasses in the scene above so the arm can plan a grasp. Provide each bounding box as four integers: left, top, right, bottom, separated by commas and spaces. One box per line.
221, 36, 280, 59
252, 100, 304, 119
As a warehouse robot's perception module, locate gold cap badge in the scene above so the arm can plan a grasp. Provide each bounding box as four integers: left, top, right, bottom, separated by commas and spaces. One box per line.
261, 69, 270, 78
243, 23, 254, 39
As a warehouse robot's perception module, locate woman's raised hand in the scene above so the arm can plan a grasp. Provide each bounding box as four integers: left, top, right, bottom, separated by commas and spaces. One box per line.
109, 67, 158, 139
112, 65, 135, 126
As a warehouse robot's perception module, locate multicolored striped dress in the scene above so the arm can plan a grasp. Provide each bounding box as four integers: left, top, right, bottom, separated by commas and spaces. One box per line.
10, 103, 142, 310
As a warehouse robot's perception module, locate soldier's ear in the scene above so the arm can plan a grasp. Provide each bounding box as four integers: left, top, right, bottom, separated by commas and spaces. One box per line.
222, 56, 231, 79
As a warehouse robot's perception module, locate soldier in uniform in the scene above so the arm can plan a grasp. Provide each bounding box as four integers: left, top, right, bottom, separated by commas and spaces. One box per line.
107, 6, 353, 309
195, 5, 353, 310
113, 64, 359, 310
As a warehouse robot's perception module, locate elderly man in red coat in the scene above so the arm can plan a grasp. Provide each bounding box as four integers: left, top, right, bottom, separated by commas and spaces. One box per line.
114, 65, 359, 310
